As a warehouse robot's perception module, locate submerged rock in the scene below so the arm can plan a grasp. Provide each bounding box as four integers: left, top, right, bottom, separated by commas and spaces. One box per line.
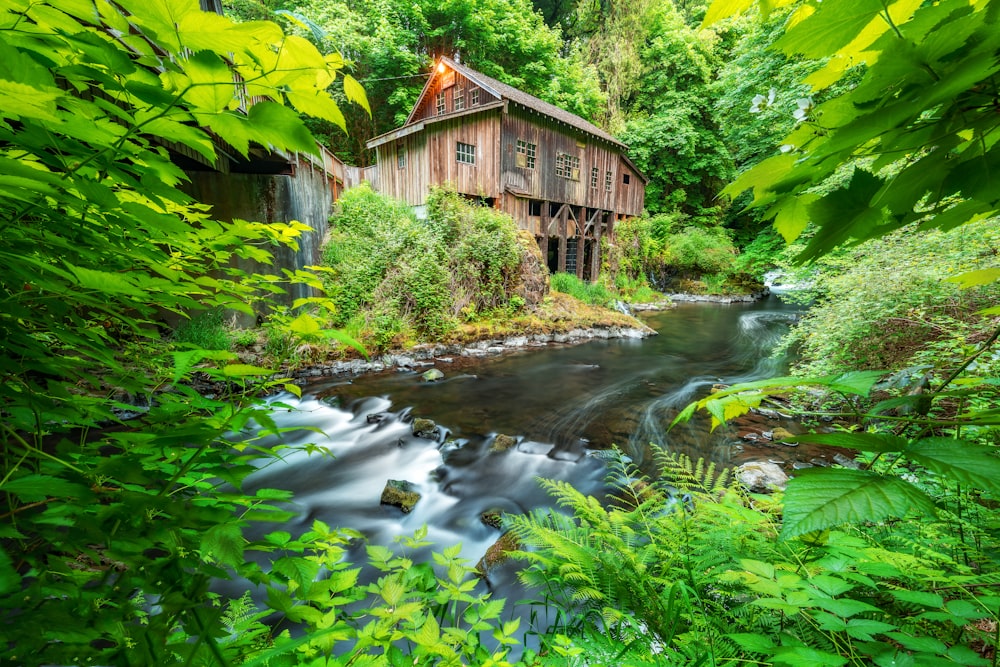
737, 461, 789, 493
380, 479, 421, 513
480, 509, 505, 530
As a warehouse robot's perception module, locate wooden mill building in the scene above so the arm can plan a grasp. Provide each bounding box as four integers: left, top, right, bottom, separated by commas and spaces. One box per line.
366, 57, 645, 281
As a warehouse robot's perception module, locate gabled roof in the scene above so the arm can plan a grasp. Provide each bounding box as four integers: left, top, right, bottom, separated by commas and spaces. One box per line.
407, 57, 626, 150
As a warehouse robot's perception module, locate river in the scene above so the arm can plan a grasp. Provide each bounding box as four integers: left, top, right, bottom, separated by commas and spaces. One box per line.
242, 295, 835, 596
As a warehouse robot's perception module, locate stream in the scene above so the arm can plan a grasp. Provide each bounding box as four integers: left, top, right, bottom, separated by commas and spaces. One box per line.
241, 296, 841, 599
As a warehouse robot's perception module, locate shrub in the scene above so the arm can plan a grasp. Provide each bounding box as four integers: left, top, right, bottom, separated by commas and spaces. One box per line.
662, 225, 737, 276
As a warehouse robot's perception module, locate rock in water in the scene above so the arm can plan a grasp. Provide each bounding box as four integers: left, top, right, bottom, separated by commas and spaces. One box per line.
380, 479, 421, 513
737, 461, 789, 493
489, 434, 518, 453
421, 368, 444, 382
412, 418, 437, 439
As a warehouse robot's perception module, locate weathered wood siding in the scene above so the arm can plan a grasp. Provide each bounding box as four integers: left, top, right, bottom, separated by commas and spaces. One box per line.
411, 71, 499, 123
616, 160, 645, 217
499, 106, 626, 213
373, 132, 428, 206
375, 109, 502, 205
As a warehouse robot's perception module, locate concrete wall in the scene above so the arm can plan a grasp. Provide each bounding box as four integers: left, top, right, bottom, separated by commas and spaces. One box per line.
183, 161, 334, 318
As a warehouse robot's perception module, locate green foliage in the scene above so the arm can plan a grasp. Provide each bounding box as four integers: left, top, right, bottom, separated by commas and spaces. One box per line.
783, 220, 1000, 376
323, 186, 529, 350
173, 309, 233, 351
550, 272, 615, 307
0, 0, 363, 663
617, 3, 734, 221
263, 0, 605, 164
514, 447, 1000, 665
711, 0, 1000, 264
662, 226, 738, 277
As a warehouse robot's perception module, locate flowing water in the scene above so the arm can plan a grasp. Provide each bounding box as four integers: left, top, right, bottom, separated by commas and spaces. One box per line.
243, 296, 828, 598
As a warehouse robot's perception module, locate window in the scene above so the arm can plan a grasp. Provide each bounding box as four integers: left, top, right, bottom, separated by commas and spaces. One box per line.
529, 200, 542, 216
456, 141, 476, 164
623, 173, 631, 185
470, 87, 479, 106
515, 140, 536, 169
590, 166, 599, 189
555, 152, 580, 180
397, 144, 406, 169
605, 170, 612, 192
435, 91, 445, 115
454, 87, 465, 111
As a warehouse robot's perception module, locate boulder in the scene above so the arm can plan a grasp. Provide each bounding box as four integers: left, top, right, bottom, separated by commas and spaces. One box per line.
412, 418, 437, 439
771, 427, 795, 443
476, 531, 521, 577
480, 509, 504, 530
489, 434, 518, 453
737, 461, 789, 493
421, 368, 444, 382
380, 479, 421, 513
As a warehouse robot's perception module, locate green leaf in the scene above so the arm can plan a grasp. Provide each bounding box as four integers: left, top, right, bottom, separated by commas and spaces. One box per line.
2, 474, 89, 502
222, 364, 277, 377
906, 437, 1000, 494
772, 193, 819, 243
201, 523, 245, 567
0, 548, 19, 595
786, 432, 908, 453
342, 74, 371, 115
780, 468, 937, 539
776, 0, 885, 59
812, 596, 881, 618
288, 313, 321, 336
727, 632, 776, 653
845, 618, 897, 641
273, 556, 320, 590
890, 590, 943, 608
772, 644, 849, 666
412, 614, 441, 646
884, 632, 947, 654
946, 268, 1000, 289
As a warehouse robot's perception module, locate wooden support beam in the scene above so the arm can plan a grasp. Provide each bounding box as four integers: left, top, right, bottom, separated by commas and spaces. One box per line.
558, 211, 567, 274
591, 211, 603, 281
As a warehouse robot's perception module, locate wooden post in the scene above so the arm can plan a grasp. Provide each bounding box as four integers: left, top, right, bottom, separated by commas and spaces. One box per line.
558, 208, 567, 274
575, 206, 585, 280
591, 211, 603, 281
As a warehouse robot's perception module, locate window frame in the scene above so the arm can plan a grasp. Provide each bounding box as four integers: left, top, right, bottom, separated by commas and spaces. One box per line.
454, 86, 465, 111
435, 91, 445, 116
456, 141, 476, 165
555, 152, 581, 180
515, 139, 536, 169
605, 170, 613, 192
397, 143, 406, 169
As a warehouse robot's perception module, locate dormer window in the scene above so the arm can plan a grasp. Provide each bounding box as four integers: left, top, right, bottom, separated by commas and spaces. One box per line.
435, 91, 445, 116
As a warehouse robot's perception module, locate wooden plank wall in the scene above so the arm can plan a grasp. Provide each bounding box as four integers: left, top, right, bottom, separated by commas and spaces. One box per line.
375, 110, 502, 205
411, 72, 499, 123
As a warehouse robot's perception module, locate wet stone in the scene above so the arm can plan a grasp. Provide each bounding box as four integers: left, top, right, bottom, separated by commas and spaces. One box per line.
412, 418, 437, 439
489, 434, 518, 453
736, 461, 789, 493
380, 479, 421, 513
421, 368, 444, 382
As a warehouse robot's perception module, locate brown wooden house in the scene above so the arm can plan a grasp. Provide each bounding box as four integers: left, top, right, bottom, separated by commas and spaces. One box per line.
366, 57, 645, 281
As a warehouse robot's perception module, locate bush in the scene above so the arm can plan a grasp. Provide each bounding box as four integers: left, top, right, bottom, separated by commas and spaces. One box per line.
322, 186, 530, 350
783, 220, 1000, 375
662, 225, 737, 276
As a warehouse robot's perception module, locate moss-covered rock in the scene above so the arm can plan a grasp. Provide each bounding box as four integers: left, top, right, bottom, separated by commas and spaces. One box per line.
412, 418, 437, 439
476, 531, 521, 577
489, 434, 517, 453
380, 479, 421, 512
